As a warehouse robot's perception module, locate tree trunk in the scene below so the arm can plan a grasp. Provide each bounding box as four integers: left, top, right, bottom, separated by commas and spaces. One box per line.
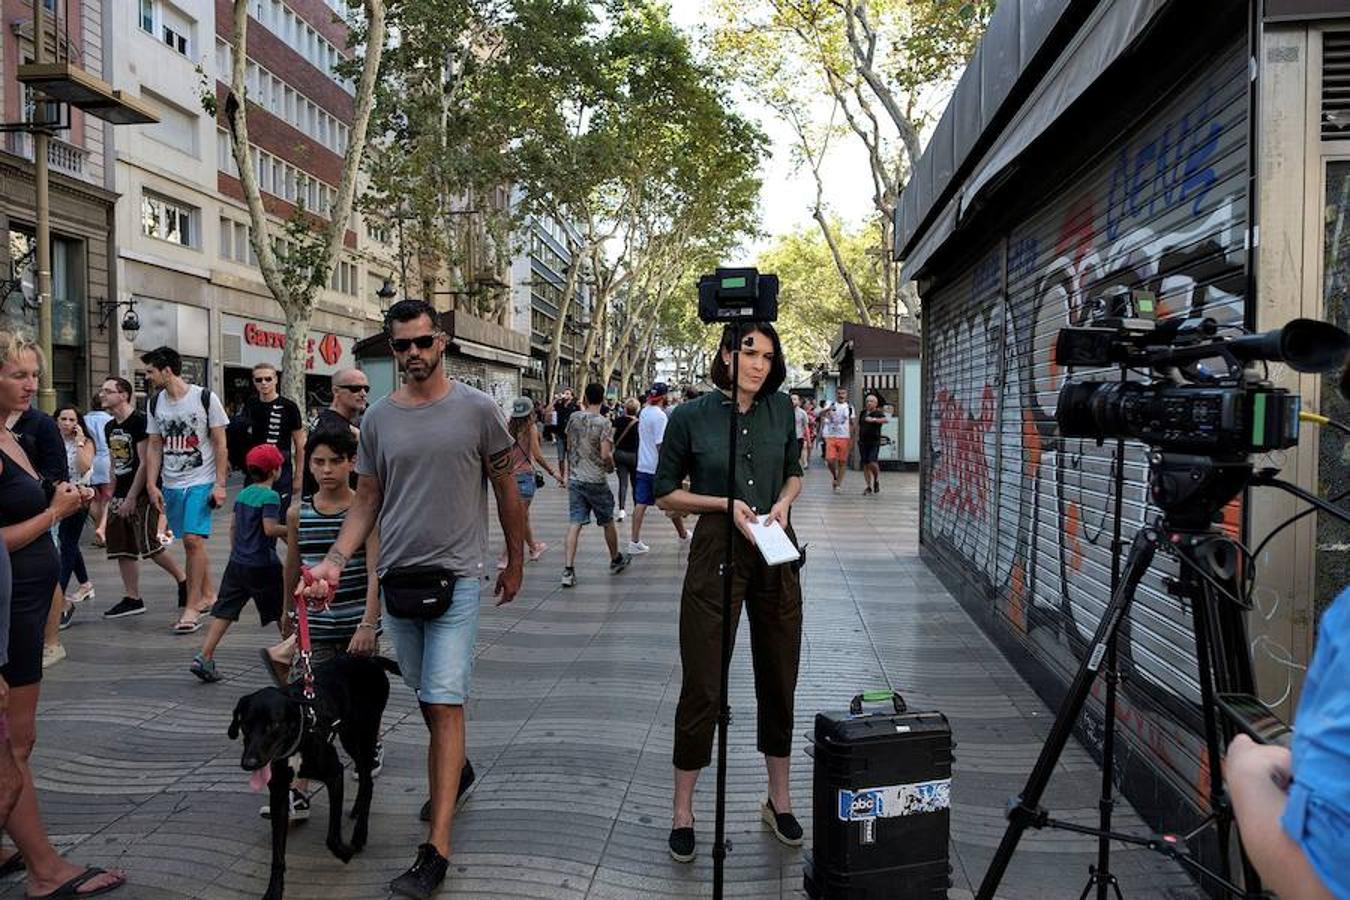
545, 254, 585, 397
224, 0, 386, 405
814, 204, 872, 326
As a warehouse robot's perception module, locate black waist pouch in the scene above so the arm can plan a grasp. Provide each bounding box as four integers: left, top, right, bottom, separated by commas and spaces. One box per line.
381, 566, 455, 620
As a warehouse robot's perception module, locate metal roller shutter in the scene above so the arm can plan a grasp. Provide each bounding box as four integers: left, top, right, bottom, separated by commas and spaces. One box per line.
922, 39, 1249, 815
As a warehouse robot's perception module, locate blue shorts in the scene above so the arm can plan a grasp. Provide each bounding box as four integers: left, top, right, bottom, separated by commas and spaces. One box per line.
634, 471, 656, 506
568, 480, 614, 526
515, 472, 537, 502
163, 483, 214, 537
382, 577, 480, 705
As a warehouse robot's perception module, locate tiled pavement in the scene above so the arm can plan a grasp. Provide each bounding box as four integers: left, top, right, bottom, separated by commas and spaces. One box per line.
3, 469, 1203, 899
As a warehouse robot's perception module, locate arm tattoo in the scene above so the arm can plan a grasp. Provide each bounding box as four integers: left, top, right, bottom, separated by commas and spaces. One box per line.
486, 446, 514, 480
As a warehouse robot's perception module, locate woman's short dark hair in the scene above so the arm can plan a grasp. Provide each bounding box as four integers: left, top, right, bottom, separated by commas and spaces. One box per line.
710, 322, 786, 397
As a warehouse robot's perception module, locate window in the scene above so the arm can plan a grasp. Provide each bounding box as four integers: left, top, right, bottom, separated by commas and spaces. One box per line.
143, 90, 198, 156
219, 216, 233, 257
139, 0, 155, 33
163, 23, 188, 54
142, 192, 196, 247
328, 260, 357, 296
142, 1, 195, 57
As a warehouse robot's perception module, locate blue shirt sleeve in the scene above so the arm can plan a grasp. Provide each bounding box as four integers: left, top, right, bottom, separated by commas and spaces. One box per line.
1281, 589, 1350, 895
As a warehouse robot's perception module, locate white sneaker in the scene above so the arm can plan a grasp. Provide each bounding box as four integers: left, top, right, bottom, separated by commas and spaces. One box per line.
627, 541, 650, 555
42, 643, 66, 669
616, 509, 626, 521
259, 787, 311, 820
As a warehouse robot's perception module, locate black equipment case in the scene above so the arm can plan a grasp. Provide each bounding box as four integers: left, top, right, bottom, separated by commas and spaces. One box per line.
804, 691, 953, 899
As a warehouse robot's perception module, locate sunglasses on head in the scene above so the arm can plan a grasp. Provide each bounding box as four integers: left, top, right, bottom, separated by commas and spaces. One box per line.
390, 334, 437, 352
337, 384, 369, 393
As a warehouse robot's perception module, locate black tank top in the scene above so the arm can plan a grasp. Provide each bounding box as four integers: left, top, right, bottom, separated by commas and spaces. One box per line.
0, 446, 59, 593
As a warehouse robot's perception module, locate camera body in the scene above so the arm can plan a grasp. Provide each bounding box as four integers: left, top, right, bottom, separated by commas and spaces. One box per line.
698, 267, 779, 324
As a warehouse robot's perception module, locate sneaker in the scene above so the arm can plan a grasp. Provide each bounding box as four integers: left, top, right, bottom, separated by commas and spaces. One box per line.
560, 568, 576, 588
176, 579, 188, 609
351, 741, 384, 780
528, 541, 549, 562
873, 481, 880, 494
863, 487, 872, 495
259, 787, 311, 821
761, 798, 803, 847
190, 653, 223, 683
609, 554, 631, 575
668, 821, 696, 863
104, 596, 146, 619
41, 643, 66, 669
627, 540, 650, 555
70, 583, 95, 603
419, 759, 475, 821
389, 843, 449, 900
58, 603, 75, 631
616, 508, 626, 521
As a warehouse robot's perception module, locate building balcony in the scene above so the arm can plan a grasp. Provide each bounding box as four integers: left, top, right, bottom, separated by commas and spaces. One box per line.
3, 132, 89, 179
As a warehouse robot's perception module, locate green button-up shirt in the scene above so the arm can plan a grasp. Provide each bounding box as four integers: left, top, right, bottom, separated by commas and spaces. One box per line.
653, 390, 804, 515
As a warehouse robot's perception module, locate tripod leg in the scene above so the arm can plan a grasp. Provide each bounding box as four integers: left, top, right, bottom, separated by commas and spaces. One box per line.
976, 528, 1158, 900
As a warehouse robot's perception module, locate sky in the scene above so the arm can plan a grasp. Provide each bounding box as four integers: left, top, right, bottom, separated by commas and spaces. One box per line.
666, 0, 880, 263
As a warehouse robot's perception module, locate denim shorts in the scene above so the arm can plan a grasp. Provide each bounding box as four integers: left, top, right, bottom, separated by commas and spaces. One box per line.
164, 483, 214, 537
381, 577, 481, 705
568, 479, 614, 526
516, 472, 537, 502
634, 471, 657, 506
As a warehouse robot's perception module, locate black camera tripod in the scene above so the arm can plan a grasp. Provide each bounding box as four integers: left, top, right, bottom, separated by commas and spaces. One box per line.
978, 453, 1278, 900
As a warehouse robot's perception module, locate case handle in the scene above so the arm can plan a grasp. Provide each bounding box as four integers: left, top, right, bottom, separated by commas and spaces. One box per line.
849, 690, 907, 716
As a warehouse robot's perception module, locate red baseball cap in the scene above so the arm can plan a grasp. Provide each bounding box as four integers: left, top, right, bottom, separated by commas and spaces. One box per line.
245, 443, 285, 474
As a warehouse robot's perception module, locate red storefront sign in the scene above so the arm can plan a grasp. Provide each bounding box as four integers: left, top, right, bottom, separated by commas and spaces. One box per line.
241, 321, 352, 372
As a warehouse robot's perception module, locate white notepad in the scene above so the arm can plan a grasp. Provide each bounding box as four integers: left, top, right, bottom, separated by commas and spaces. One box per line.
746, 515, 801, 566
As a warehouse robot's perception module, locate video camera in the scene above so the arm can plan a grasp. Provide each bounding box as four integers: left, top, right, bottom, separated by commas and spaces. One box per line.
698, 267, 779, 324
1055, 291, 1348, 458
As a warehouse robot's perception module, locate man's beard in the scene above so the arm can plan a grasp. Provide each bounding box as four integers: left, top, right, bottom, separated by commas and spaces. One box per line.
403, 354, 441, 382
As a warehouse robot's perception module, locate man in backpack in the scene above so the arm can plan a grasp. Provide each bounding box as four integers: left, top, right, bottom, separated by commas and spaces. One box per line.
242, 363, 305, 511
142, 346, 229, 633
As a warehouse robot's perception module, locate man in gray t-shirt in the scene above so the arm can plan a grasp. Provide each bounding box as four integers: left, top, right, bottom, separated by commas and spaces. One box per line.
304, 300, 525, 897
560, 383, 630, 588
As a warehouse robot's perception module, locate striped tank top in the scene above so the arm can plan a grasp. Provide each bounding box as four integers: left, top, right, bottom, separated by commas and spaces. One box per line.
297, 498, 377, 642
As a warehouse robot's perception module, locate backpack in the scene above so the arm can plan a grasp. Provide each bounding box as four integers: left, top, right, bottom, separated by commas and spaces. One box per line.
149, 387, 248, 469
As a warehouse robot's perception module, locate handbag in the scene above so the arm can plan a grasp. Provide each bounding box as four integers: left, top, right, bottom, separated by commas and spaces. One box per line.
534, 471, 546, 488
380, 565, 456, 620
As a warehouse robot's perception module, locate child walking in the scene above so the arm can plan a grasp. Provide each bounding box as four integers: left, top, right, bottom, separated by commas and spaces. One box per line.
258, 427, 381, 822
189, 444, 287, 682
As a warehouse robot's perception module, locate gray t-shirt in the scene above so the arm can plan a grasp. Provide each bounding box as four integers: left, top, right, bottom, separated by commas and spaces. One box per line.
356, 382, 512, 578
565, 410, 613, 484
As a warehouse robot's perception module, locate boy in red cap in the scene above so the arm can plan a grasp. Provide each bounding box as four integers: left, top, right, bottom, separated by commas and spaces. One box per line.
190, 443, 287, 682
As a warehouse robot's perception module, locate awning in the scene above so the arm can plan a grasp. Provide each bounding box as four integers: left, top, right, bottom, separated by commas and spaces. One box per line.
452, 338, 531, 369
898, 0, 1173, 276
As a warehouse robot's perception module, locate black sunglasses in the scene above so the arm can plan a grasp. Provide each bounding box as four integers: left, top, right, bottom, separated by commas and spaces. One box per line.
390, 334, 437, 352
254, 376, 275, 383
336, 384, 369, 393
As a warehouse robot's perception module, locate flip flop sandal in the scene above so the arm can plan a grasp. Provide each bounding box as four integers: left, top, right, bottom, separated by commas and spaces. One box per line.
26, 866, 125, 898
0, 851, 24, 877
172, 619, 202, 635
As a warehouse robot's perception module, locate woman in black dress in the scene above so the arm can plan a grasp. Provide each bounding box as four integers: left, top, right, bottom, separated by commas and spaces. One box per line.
0, 332, 125, 896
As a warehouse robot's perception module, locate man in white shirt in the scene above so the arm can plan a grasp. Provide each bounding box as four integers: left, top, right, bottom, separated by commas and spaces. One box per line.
628, 383, 689, 554
142, 346, 229, 632
821, 386, 856, 492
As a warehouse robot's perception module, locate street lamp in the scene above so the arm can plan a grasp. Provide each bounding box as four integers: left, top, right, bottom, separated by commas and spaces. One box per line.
96, 299, 140, 337
376, 277, 397, 307
9, 2, 158, 412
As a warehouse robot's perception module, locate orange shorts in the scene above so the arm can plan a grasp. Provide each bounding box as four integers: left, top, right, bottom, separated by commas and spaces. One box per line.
825, 438, 851, 462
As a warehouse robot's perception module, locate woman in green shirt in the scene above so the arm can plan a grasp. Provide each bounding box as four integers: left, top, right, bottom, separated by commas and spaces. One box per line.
653, 321, 805, 863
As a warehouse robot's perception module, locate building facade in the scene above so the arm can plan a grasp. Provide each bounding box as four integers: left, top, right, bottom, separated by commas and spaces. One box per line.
509, 206, 592, 398
1, 0, 120, 408
896, 0, 1350, 867
110, 0, 383, 414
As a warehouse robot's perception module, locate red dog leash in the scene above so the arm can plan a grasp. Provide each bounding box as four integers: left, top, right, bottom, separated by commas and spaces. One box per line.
294, 566, 335, 701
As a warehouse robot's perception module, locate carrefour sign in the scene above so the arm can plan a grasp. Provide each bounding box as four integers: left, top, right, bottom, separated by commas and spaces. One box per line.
226, 315, 355, 376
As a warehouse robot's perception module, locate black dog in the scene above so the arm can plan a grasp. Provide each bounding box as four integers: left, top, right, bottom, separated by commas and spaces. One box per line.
228, 654, 399, 900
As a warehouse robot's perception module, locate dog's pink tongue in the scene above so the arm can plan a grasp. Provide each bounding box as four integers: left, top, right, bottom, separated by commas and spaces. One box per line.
249, 767, 270, 792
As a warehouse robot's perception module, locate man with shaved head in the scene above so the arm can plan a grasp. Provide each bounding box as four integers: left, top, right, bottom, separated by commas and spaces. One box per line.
304, 368, 370, 496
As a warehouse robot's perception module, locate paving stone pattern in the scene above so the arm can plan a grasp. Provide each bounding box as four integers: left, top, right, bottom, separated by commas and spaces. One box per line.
3, 469, 1203, 899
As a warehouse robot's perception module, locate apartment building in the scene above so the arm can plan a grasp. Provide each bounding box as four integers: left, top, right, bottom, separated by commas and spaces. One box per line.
113, 0, 386, 412
0, 0, 121, 407
508, 208, 595, 398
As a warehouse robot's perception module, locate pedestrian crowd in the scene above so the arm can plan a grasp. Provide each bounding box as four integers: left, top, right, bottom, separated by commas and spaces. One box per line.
0, 307, 898, 898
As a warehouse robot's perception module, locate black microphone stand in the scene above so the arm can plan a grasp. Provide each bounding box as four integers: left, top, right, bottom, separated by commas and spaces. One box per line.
712, 320, 742, 900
